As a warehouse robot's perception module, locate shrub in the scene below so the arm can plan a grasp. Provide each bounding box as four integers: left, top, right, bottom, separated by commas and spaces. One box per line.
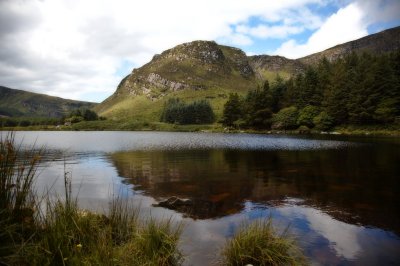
313, 111, 335, 131
272, 106, 299, 130
297, 105, 320, 128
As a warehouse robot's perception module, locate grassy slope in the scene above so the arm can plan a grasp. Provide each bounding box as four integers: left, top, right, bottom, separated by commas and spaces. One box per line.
96, 44, 258, 122
0, 86, 97, 118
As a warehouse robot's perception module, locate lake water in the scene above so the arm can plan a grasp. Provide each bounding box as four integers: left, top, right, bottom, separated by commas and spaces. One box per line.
6, 131, 400, 265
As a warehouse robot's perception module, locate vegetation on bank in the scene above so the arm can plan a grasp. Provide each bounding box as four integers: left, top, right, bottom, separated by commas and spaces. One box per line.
222, 51, 400, 132
0, 134, 307, 265
64, 108, 103, 123
0, 108, 104, 128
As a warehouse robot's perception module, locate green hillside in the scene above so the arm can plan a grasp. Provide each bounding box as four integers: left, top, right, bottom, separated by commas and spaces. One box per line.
0, 86, 97, 118
95, 41, 258, 121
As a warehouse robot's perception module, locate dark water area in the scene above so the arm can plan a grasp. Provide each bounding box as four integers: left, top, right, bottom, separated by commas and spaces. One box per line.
5, 131, 400, 265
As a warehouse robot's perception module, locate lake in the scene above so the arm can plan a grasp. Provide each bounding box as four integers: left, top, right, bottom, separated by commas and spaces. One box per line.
6, 131, 400, 265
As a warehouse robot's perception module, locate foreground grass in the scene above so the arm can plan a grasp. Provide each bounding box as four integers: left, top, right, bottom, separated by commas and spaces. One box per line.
0, 133, 183, 266
16, 198, 183, 266
221, 219, 307, 266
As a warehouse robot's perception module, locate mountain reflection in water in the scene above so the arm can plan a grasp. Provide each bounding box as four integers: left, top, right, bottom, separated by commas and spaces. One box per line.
110, 147, 400, 233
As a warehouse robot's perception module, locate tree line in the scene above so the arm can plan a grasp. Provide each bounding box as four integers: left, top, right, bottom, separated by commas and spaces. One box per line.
0, 108, 102, 128
161, 98, 215, 124
222, 51, 400, 130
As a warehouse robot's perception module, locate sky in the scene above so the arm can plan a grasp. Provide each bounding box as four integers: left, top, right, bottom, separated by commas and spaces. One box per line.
0, 0, 399, 103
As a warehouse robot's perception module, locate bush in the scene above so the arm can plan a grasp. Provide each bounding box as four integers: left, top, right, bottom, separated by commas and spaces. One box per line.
313, 111, 335, 131
272, 106, 299, 130
297, 105, 320, 128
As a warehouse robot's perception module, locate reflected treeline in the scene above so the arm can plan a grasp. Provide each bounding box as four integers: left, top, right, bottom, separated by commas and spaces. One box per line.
109, 146, 400, 233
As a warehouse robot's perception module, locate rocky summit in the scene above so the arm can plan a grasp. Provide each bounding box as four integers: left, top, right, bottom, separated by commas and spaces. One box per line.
113, 41, 255, 99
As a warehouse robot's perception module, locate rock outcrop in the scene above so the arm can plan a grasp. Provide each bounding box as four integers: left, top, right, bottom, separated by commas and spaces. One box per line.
103, 40, 256, 105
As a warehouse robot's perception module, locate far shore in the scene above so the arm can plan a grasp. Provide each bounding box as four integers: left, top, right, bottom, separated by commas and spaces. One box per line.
1, 122, 399, 137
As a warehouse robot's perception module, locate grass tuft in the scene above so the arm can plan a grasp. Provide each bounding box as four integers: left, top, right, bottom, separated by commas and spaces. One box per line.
221, 218, 307, 266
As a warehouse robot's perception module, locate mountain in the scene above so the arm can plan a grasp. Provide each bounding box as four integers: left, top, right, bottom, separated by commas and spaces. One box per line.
95, 41, 257, 120
250, 26, 400, 79
0, 86, 97, 118
96, 26, 400, 121
299, 26, 400, 65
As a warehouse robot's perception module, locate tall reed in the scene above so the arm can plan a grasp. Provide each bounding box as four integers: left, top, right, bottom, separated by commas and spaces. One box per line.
0, 132, 43, 263
0, 132, 42, 221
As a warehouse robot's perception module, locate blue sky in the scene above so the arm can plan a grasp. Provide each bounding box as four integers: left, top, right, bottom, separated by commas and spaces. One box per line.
0, 0, 399, 102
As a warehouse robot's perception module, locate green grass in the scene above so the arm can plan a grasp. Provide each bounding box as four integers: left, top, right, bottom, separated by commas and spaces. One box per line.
221, 218, 307, 266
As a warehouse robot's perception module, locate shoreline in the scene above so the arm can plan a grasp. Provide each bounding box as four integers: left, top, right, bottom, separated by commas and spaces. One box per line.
1, 123, 399, 137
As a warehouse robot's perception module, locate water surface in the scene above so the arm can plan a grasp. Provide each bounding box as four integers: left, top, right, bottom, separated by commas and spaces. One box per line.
7, 131, 400, 265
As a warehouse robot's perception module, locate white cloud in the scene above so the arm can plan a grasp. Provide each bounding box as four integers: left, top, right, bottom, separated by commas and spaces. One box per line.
273, 3, 367, 58
278, 206, 363, 260
272, 0, 400, 59
0, 0, 322, 102
236, 24, 304, 39
0, 0, 398, 102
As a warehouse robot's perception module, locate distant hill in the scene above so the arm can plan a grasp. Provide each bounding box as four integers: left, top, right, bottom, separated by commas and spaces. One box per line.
93, 26, 400, 122
0, 86, 97, 118
298, 26, 400, 65
250, 26, 400, 79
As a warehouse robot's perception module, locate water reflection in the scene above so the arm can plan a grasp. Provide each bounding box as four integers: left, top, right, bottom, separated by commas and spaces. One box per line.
110, 147, 400, 233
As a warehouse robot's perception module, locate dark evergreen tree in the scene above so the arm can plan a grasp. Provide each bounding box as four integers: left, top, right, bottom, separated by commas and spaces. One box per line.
222, 93, 242, 127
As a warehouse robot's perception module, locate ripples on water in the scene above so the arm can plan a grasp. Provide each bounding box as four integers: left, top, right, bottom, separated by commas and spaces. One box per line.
11, 131, 356, 152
